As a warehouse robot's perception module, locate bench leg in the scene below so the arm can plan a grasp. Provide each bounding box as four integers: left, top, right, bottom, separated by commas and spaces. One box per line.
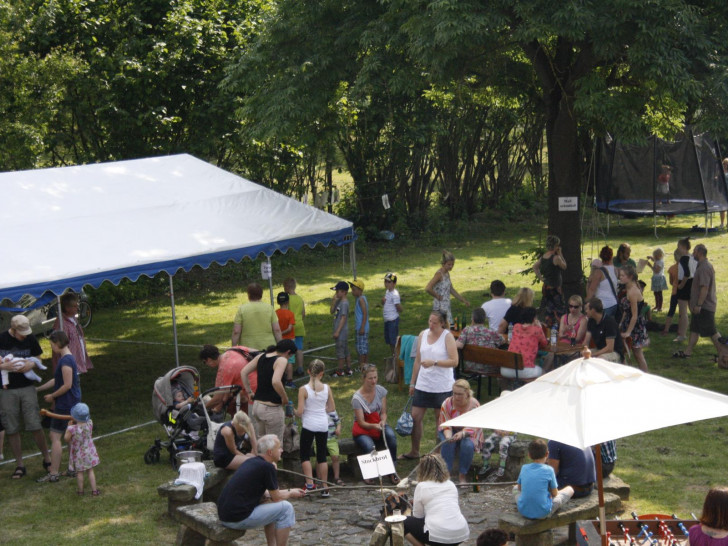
176, 524, 207, 546
514, 530, 553, 546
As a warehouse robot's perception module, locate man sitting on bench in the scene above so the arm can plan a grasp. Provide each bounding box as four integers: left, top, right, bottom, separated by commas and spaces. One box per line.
547, 440, 596, 499
217, 434, 305, 545
583, 298, 624, 363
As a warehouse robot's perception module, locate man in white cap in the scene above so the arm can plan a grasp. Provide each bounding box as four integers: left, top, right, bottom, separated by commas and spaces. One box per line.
0, 315, 52, 478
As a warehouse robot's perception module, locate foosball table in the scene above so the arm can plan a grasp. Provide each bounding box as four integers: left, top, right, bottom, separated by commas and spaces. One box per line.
578, 511, 699, 545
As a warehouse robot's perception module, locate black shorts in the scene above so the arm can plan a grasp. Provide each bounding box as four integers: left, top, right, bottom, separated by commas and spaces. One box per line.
691, 309, 717, 337
413, 389, 451, 409
403, 516, 462, 546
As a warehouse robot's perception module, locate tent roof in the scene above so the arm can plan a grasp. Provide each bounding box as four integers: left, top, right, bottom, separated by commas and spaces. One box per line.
0, 154, 354, 302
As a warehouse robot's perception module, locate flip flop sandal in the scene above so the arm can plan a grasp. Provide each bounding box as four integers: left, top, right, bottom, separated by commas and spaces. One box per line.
672, 350, 689, 358
389, 474, 401, 485
363, 478, 376, 485
92, 490, 101, 496
335, 478, 345, 486
11, 466, 26, 479
397, 453, 420, 461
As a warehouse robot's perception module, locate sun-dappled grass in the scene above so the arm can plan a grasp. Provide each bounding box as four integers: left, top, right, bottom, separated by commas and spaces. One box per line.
3, 213, 728, 542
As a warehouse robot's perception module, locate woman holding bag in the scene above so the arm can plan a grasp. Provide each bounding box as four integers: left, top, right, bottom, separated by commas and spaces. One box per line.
437, 379, 481, 484
351, 364, 399, 485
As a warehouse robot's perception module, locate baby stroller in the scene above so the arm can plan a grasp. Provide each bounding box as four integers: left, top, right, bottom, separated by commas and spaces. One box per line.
144, 365, 241, 467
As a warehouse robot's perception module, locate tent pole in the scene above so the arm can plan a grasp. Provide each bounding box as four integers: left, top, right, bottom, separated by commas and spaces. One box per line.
57, 296, 63, 332
595, 444, 607, 546
169, 274, 180, 367
267, 256, 275, 306
350, 240, 358, 279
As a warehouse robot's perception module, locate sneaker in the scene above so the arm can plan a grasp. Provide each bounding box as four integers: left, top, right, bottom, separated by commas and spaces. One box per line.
60, 468, 77, 478
332, 370, 345, 377
305, 483, 317, 492
345, 368, 354, 376
484, 468, 505, 483
673, 336, 687, 342
478, 465, 495, 478
294, 367, 306, 377
320, 488, 331, 498
284, 380, 297, 389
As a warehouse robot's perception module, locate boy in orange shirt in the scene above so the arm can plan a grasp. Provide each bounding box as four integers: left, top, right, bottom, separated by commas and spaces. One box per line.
276, 292, 296, 388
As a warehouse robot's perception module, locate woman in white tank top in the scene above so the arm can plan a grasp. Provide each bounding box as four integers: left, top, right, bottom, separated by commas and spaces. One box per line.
586, 246, 619, 315
401, 311, 459, 460
295, 360, 335, 496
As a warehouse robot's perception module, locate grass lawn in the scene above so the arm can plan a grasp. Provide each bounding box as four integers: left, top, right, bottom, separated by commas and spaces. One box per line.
3, 213, 728, 543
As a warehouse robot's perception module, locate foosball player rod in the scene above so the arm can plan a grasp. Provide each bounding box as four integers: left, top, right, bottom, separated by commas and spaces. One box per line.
635, 523, 650, 539
617, 521, 632, 545
677, 522, 689, 536
639, 531, 653, 545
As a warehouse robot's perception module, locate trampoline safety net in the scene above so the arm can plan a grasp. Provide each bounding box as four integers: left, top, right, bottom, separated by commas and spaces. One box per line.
595, 131, 728, 217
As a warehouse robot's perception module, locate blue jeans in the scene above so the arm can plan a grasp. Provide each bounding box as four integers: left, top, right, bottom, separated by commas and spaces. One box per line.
353, 425, 397, 463
221, 500, 295, 530
438, 431, 475, 475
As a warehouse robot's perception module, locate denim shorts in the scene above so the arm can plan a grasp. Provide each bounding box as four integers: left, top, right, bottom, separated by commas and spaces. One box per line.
412, 389, 451, 409
221, 500, 295, 530
384, 319, 399, 346
356, 333, 369, 356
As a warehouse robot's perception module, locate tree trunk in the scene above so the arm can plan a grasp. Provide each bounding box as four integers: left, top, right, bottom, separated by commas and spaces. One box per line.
545, 88, 584, 298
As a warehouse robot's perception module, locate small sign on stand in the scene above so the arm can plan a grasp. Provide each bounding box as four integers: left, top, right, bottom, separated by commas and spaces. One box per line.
260, 262, 272, 280
357, 450, 396, 480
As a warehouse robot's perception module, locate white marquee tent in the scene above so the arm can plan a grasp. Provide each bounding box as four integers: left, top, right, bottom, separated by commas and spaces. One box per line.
0, 154, 355, 361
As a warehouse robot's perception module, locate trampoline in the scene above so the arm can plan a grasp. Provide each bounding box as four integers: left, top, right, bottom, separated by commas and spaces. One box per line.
594, 129, 728, 226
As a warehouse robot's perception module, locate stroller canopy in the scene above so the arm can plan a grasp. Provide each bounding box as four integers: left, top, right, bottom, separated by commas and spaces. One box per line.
152, 366, 200, 423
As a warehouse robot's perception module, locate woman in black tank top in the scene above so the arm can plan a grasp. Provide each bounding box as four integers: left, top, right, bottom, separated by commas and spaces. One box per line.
241, 339, 298, 441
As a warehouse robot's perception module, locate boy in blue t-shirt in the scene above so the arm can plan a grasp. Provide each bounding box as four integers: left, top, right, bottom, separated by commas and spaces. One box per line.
515, 439, 574, 519
330, 281, 352, 376
349, 279, 369, 367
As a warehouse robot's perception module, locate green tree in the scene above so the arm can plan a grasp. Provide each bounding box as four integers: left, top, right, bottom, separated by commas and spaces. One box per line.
394, 0, 728, 294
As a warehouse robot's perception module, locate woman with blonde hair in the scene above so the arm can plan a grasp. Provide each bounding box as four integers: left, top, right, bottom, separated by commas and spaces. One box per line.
403, 453, 470, 546
438, 379, 482, 484
295, 359, 335, 496
618, 265, 649, 372
213, 410, 258, 470
425, 250, 470, 325
497, 287, 535, 336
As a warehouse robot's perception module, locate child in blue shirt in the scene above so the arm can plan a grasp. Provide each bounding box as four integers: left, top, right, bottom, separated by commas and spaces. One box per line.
349, 279, 369, 367
515, 439, 574, 519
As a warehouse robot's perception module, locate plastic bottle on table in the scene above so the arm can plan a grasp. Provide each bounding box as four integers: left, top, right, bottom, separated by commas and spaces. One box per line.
550, 324, 558, 345
507, 323, 514, 343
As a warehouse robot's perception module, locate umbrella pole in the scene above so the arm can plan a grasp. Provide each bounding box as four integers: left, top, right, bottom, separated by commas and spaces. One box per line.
595, 444, 607, 546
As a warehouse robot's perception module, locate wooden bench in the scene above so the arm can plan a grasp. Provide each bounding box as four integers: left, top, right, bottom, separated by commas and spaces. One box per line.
459, 345, 526, 399
340, 437, 366, 479
498, 491, 623, 546
158, 460, 232, 515
173, 502, 245, 546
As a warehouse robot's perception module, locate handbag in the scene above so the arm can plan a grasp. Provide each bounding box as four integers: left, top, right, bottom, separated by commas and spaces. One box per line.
384, 356, 398, 384
395, 396, 414, 437
352, 411, 382, 439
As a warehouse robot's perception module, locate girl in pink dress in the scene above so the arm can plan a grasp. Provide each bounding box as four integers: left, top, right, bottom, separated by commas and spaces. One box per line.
64, 403, 100, 496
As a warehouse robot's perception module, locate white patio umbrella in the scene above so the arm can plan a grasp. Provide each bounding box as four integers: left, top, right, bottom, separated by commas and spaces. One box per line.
442, 352, 728, 545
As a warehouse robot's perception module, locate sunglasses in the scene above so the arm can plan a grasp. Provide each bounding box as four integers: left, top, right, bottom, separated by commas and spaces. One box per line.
569, 304, 581, 309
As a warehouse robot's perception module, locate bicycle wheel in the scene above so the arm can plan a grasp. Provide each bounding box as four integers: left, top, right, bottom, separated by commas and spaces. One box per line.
78, 301, 92, 328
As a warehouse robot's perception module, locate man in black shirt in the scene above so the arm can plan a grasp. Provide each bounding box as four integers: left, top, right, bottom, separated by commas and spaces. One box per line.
217, 434, 305, 544
584, 298, 624, 363
0, 315, 51, 478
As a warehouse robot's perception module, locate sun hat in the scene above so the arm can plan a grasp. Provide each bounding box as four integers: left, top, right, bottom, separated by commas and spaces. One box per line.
71, 403, 91, 423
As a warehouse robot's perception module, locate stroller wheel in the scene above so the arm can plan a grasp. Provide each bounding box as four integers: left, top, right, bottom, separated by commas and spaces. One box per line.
144, 446, 159, 465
